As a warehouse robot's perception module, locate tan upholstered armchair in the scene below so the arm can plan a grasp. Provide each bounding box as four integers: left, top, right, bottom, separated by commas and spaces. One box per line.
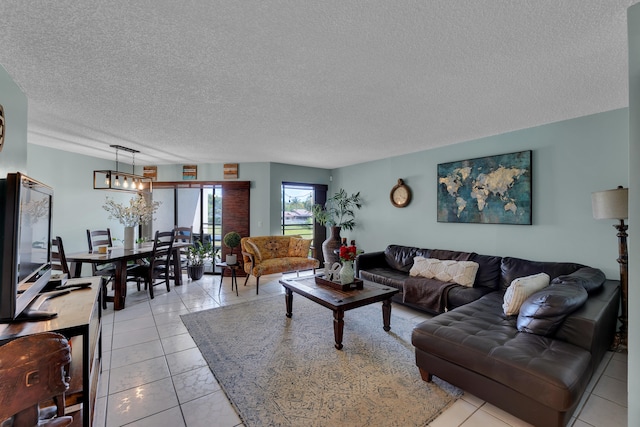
241, 235, 319, 294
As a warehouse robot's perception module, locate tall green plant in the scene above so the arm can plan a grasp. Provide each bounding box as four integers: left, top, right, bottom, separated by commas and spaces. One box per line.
311, 189, 362, 231
187, 241, 215, 266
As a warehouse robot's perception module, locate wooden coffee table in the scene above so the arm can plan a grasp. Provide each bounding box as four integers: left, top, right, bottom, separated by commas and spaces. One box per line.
279, 276, 400, 350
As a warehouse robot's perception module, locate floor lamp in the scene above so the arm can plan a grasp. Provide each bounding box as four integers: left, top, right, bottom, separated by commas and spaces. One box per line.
592, 186, 629, 352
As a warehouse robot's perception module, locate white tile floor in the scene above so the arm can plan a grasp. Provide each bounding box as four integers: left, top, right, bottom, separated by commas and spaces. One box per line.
93, 272, 628, 427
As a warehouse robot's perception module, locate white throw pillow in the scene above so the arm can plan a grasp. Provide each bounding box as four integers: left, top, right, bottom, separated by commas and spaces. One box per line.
409, 256, 479, 287
503, 273, 551, 316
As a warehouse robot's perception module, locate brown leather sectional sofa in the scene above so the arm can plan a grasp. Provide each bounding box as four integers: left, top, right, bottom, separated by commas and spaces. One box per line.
356, 244, 619, 427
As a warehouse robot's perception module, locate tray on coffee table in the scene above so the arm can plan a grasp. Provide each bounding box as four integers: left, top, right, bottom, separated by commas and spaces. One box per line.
314, 275, 364, 291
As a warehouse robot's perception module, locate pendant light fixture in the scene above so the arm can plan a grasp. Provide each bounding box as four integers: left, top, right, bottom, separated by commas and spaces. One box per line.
93, 145, 153, 193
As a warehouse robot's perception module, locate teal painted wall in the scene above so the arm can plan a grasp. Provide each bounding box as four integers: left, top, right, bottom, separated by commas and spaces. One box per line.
27, 144, 131, 254
627, 3, 639, 424
0, 64, 27, 174
331, 109, 629, 280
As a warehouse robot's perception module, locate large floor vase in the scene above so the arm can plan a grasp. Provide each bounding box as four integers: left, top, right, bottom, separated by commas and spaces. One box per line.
322, 226, 342, 265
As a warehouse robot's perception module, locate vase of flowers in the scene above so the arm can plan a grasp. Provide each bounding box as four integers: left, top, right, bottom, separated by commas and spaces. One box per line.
339, 244, 359, 285
103, 194, 160, 250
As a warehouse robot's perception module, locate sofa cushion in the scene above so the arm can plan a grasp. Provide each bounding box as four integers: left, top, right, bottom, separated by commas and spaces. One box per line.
500, 257, 585, 292
288, 237, 312, 258
384, 245, 426, 272
409, 257, 479, 287
469, 253, 503, 290
517, 283, 588, 336
550, 267, 606, 295
359, 267, 407, 291
503, 273, 550, 316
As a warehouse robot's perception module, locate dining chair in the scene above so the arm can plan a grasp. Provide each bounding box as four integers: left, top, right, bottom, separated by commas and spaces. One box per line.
86, 228, 117, 277
87, 228, 142, 308
0, 332, 73, 426
51, 236, 70, 277
128, 230, 176, 299
174, 226, 193, 277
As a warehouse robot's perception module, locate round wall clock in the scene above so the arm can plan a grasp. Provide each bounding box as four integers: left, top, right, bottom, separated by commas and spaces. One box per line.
0, 104, 4, 152
390, 178, 411, 208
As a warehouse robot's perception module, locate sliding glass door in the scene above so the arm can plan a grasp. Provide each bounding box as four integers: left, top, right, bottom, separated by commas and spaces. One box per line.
152, 184, 222, 274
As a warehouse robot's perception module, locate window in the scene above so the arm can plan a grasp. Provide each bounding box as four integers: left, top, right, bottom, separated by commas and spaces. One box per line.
281, 183, 314, 240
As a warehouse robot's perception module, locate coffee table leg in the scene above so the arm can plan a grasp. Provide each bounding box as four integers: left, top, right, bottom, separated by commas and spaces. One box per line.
333, 309, 344, 350
382, 298, 392, 332
285, 288, 293, 318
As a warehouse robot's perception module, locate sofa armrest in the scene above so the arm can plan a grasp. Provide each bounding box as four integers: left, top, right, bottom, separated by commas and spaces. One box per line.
554, 280, 619, 364
355, 251, 386, 277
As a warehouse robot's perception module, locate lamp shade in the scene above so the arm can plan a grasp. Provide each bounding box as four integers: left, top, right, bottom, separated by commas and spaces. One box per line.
591, 187, 628, 220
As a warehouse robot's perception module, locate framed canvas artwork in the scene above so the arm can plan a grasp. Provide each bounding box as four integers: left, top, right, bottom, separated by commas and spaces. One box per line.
437, 150, 532, 225
183, 165, 197, 180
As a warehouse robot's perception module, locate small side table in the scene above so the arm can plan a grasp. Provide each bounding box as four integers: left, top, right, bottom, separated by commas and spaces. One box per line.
216, 262, 241, 296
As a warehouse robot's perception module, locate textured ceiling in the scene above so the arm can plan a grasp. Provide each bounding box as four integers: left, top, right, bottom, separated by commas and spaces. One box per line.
0, 1, 637, 168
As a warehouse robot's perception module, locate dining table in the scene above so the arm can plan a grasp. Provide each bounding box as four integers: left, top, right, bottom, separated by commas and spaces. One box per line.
66, 242, 190, 310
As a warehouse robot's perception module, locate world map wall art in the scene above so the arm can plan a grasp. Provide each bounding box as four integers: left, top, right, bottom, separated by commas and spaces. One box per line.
437, 150, 532, 225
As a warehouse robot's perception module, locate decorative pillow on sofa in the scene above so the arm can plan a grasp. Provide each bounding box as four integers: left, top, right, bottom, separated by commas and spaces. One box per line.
517, 282, 588, 336
550, 267, 606, 295
288, 237, 312, 258
409, 257, 479, 287
502, 272, 550, 316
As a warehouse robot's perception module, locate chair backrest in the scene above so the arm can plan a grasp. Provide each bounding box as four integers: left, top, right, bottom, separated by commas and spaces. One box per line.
0, 332, 72, 425
174, 226, 193, 244
86, 228, 113, 251
151, 230, 176, 265
51, 236, 70, 276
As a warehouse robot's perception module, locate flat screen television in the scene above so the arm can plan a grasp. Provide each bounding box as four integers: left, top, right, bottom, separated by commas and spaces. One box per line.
0, 172, 54, 321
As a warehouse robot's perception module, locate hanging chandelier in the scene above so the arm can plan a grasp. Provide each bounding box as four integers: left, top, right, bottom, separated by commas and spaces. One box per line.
93, 145, 153, 193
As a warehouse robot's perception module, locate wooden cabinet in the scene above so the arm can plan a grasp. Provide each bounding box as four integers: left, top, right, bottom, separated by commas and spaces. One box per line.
0, 277, 102, 426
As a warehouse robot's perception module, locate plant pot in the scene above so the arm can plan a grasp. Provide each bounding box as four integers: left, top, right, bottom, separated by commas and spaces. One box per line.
187, 265, 205, 281
226, 254, 237, 265
322, 226, 342, 265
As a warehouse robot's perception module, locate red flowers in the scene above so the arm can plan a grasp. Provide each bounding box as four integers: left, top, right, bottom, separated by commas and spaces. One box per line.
339, 245, 358, 262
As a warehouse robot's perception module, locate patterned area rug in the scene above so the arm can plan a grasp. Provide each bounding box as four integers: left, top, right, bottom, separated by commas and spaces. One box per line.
181, 294, 461, 427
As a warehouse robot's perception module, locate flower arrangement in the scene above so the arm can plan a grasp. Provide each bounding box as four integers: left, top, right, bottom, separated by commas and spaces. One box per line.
339, 244, 359, 263
103, 194, 161, 227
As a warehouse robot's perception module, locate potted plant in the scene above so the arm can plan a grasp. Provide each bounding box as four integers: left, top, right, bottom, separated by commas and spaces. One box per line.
223, 231, 241, 265
311, 189, 362, 264
186, 240, 213, 280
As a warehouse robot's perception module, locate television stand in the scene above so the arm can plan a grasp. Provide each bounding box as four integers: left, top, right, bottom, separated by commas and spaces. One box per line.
0, 277, 102, 427
16, 289, 71, 321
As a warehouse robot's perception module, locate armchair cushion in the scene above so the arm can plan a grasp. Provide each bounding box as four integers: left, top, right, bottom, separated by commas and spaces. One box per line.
288, 237, 312, 258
